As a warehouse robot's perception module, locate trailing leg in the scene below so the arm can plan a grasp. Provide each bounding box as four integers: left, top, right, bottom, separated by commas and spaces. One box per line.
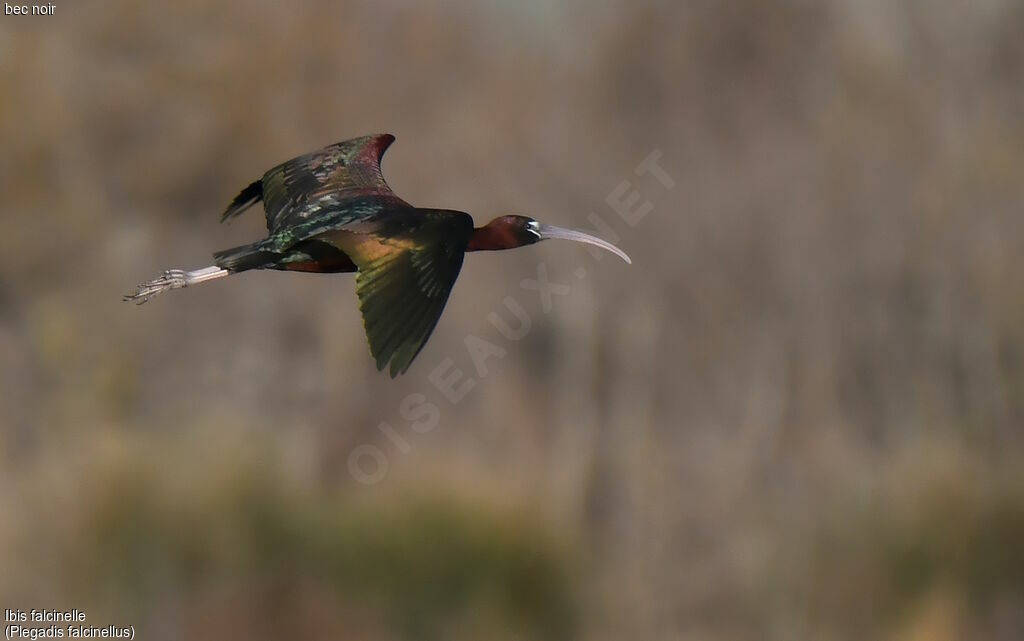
123, 266, 230, 304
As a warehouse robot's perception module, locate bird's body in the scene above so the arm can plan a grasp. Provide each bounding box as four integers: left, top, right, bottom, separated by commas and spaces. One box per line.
126, 134, 630, 376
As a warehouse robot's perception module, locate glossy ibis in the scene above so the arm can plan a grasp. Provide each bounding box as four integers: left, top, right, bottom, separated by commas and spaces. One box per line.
125, 134, 630, 376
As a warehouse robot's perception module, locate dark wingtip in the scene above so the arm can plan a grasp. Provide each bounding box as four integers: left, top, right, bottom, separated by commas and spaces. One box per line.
363, 133, 397, 164
375, 354, 406, 378
221, 179, 263, 223
390, 361, 412, 378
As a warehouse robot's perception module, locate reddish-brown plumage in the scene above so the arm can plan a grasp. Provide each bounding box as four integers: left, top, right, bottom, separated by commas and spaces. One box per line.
282, 258, 355, 273
467, 215, 538, 252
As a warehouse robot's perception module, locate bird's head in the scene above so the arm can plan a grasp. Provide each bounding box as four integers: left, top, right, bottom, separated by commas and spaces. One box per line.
469, 215, 631, 264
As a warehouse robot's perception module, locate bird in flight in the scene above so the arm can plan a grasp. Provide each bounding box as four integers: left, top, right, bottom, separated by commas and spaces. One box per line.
125, 134, 630, 376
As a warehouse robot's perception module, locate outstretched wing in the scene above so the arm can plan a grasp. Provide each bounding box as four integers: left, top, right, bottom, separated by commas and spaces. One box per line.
221, 134, 408, 233
330, 212, 474, 377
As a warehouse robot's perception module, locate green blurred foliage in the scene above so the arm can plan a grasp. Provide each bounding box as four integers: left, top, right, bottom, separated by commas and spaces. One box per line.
2, 427, 576, 641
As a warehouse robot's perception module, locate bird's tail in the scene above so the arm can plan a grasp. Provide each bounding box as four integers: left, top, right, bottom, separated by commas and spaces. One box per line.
212, 240, 280, 272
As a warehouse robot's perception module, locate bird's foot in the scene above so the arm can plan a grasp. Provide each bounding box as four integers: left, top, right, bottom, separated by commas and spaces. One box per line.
123, 269, 189, 305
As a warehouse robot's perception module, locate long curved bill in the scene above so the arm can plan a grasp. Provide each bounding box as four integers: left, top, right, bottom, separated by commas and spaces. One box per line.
536, 224, 632, 264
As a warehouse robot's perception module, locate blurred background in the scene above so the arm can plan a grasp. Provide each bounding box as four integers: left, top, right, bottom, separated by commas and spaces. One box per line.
1, 1, 1022, 639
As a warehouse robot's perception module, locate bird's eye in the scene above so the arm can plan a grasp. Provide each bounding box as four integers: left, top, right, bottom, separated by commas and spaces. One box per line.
526, 221, 541, 238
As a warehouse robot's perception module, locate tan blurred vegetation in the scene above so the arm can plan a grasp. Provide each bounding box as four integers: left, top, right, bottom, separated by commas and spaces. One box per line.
1, 1, 1022, 640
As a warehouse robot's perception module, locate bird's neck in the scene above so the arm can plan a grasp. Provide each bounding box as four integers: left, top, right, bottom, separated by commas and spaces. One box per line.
467, 225, 525, 252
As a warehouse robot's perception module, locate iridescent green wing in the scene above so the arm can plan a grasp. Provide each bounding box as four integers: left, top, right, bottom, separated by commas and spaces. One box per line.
332, 212, 474, 377
222, 134, 408, 233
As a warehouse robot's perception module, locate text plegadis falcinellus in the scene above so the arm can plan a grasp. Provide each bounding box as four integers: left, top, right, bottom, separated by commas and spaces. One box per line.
125, 134, 630, 376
